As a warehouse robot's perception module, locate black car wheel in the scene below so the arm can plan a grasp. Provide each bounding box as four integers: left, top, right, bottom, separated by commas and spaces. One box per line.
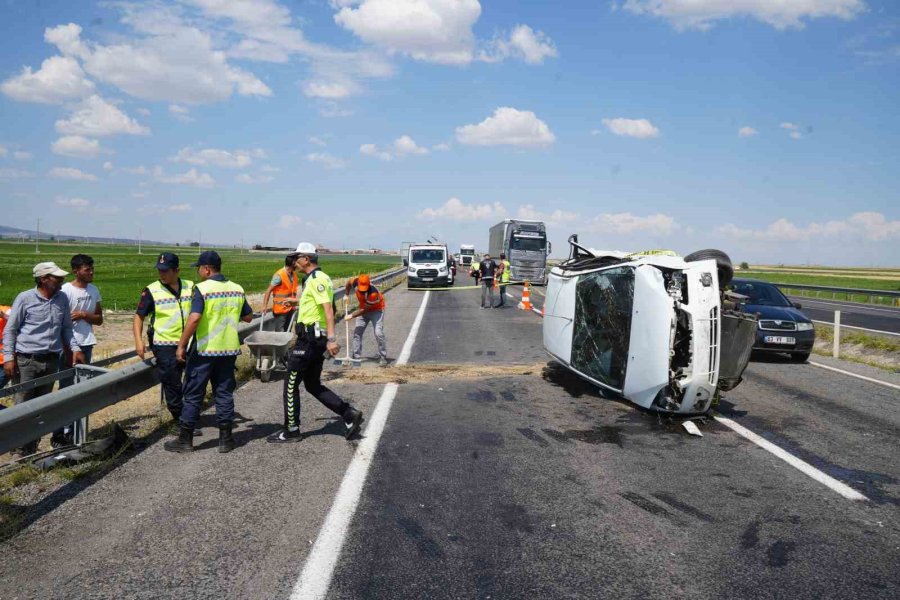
685, 248, 734, 287
790, 351, 811, 362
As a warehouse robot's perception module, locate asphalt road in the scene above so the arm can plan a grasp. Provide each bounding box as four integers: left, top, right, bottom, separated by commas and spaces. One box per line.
785, 296, 900, 335
2, 273, 898, 599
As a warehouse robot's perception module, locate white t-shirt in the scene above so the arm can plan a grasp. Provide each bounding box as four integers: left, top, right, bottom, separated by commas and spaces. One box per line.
61, 282, 102, 347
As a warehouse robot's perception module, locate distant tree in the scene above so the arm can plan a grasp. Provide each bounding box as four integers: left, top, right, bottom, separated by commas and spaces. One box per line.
189, 241, 200, 247
739, 261, 749, 270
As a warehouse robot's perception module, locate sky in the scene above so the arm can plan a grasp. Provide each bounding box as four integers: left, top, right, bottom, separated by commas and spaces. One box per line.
0, 0, 898, 266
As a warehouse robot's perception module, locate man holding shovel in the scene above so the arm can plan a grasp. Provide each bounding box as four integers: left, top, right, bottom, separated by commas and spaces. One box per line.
344, 274, 388, 366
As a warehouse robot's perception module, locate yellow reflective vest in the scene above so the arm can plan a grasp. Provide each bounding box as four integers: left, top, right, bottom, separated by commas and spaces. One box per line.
195, 279, 245, 356
501, 260, 511, 284
148, 279, 194, 345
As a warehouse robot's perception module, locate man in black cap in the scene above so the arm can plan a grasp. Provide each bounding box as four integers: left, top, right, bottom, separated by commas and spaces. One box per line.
133, 252, 195, 426
165, 251, 253, 453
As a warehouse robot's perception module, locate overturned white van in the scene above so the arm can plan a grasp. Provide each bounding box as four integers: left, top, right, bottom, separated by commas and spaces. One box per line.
542, 236, 756, 415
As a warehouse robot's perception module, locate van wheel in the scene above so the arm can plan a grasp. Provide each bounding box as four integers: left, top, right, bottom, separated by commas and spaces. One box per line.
684, 249, 734, 287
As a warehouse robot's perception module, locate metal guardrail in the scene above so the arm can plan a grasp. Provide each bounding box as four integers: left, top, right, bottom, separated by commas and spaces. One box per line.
773, 282, 900, 298
0, 266, 407, 456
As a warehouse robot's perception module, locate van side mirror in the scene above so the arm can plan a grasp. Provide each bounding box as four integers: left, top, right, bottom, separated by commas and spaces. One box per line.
403, 259, 408, 266
792, 301, 802, 309
548, 241, 552, 254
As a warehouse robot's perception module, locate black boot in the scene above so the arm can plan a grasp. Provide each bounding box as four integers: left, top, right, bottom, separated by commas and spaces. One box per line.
164, 424, 194, 453
343, 407, 364, 440
218, 425, 235, 453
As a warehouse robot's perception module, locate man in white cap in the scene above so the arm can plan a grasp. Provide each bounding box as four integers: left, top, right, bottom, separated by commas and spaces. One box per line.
2, 262, 85, 457
269, 243, 364, 443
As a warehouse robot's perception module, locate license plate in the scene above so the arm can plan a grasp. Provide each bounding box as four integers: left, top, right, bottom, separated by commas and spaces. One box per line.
421, 278, 433, 282
765, 336, 795, 345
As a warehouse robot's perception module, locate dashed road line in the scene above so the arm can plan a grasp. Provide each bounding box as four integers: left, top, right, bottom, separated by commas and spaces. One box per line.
714, 416, 869, 502
808, 361, 900, 391
290, 291, 431, 600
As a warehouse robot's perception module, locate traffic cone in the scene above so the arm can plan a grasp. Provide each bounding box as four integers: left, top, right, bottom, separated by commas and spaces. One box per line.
518, 281, 533, 311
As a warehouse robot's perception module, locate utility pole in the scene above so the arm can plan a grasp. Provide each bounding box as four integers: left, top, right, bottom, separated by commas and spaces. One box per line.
35, 217, 40, 254
138, 227, 143, 254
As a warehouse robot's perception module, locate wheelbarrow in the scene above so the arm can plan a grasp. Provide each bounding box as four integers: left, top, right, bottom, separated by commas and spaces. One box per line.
244, 317, 294, 382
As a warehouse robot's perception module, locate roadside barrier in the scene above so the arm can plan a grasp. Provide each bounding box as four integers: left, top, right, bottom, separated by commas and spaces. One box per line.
407, 280, 529, 292
0, 265, 407, 458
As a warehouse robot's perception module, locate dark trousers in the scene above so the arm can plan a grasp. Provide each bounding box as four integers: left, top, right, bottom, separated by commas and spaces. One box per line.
498, 281, 506, 306
282, 335, 349, 430
153, 345, 184, 419
180, 354, 237, 429
13, 354, 60, 454
270, 310, 296, 332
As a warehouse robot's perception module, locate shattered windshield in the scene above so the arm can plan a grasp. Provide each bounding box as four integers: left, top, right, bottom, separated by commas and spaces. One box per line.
731, 281, 791, 307
511, 236, 546, 252
571, 267, 634, 390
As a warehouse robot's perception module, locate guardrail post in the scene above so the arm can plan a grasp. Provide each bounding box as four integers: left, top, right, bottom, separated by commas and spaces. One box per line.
833, 310, 841, 359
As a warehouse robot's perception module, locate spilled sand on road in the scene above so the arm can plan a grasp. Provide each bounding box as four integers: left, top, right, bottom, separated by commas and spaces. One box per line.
324, 363, 546, 385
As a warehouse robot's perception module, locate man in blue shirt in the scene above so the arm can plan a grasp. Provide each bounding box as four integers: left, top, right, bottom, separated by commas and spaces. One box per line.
2, 262, 85, 457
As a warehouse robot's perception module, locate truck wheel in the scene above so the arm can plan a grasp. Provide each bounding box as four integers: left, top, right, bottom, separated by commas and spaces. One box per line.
684, 249, 734, 287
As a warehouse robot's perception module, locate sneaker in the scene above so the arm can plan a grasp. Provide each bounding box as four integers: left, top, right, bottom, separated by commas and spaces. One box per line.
267, 429, 302, 443
50, 433, 73, 449
343, 408, 364, 440
378, 357, 388, 367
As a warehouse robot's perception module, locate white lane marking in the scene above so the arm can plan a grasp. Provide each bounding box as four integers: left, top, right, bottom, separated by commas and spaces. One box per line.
795, 298, 900, 315
714, 417, 869, 502
810, 320, 899, 337
290, 291, 430, 600
808, 361, 900, 391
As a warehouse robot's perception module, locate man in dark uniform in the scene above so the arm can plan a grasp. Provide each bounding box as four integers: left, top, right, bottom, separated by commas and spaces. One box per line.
479, 253, 498, 309
270, 242, 364, 443
133, 253, 194, 426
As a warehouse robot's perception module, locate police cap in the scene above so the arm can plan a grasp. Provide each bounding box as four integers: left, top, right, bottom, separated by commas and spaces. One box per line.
191, 250, 222, 268
155, 252, 179, 270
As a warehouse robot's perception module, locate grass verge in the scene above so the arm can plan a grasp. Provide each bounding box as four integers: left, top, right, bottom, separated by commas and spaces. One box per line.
811, 325, 900, 372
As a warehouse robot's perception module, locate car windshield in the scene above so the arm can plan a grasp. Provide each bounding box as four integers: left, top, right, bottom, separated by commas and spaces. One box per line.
570, 267, 634, 390
411, 249, 445, 263
511, 236, 546, 252
731, 281, 791, 307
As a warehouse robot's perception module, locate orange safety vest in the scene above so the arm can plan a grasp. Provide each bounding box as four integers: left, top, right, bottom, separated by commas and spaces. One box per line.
354, 282, 385, 313
0, 305, 10, 365
272, 267, 299, 315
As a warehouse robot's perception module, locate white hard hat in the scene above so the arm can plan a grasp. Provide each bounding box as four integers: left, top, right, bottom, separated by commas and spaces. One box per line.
295, 242, 317, 254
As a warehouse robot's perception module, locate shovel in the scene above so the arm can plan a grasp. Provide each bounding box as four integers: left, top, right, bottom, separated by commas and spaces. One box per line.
333, 296, 362, 367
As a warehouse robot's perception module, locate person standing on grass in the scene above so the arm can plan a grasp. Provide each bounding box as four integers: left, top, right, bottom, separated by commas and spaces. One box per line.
133, 252, 194, 426
263, 253, 300, 332
165, 251, 253, 454
52, 254, 104, 447
2, 262, 84, 458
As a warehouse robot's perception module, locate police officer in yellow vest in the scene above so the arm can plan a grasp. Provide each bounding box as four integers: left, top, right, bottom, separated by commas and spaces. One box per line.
165, 251, 253, 453
497, 253, 512, 308
133, 252, 194, 422
270, 242, 363, 443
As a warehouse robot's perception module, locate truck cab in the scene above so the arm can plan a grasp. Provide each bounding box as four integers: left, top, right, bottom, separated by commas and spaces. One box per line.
406, 244, 453, 288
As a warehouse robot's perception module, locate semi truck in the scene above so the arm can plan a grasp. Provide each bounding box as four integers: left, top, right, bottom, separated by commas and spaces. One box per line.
459, 244, 475, 267
488, 220, 550, 284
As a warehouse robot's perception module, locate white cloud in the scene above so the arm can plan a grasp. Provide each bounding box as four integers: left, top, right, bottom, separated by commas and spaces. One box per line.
585, 212, 678, 235
54, 196, 91, 211
303, 80, 358, 99
432, 142, 451, 151
124, 165, 150, 176
480, 24, 558, 65
600, 117, 660, 139
45, 18, 271, 105
320, 102, 355, 118
138, 203, 194, 216
278, 215, 303, 229
780, 122, 800, 130
173, 147, 262, 169
169, 203, 192, 212
718, 212, 899, 242
334, 0, 481, 65
50, 166, 97, 181
309, 136, 328, 147
136, 107, 151, 116
621, 0, 865, 31
168, 104, 194, 122
306, 152, 347, 169
0, 168, 34, 179
418, 197, 507, 222
154, 167, 215, 188
360, 135, 429, 161
780, 122, 805, 139
1, 55, 95, 104
456, 107, 555, 148
738, 126, 758, 137
260, 164, 280, 172
516, 204, 579, 225
235, 173, 275, 183
51, 135, 109, 158
55, 95, 150, 137
103, 161, 113, 171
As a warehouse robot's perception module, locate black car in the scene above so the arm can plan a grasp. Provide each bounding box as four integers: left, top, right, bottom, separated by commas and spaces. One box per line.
730, 278, 816, 362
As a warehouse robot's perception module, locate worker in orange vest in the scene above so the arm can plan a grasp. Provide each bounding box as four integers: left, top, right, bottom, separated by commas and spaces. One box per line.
344, 274, 388, 366
263, 254, 301, 332
0, 304, 11, 389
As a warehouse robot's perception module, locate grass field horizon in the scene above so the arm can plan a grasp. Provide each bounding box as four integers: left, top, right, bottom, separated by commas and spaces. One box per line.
0, 240, 399, 307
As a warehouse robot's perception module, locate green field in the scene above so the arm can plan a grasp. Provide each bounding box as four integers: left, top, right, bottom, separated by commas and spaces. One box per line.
0, 241, 399, 308
737, 270, 900, 291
